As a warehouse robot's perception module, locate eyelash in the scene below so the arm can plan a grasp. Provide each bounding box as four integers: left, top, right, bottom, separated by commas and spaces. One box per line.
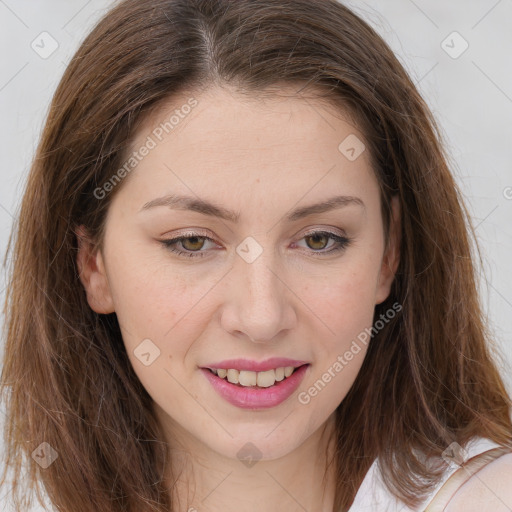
159, 230, 351, 259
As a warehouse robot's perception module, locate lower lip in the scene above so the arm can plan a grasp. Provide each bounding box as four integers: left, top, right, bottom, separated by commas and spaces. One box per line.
200, 364, 310, 409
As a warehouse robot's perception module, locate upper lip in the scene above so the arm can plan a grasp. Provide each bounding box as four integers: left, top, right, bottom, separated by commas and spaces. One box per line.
201, 358, 309, 372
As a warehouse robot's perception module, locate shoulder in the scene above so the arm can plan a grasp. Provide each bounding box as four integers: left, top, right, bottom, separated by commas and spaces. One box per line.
444, 452, 512, 512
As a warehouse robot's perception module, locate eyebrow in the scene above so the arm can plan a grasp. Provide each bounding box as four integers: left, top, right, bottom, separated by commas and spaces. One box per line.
139, 193, 365, 222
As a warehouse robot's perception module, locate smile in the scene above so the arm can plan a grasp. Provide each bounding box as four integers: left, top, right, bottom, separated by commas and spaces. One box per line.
201, 363, 310, 409
208, 366, 298, 387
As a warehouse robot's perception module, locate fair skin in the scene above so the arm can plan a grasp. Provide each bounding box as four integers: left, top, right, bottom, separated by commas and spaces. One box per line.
76, 83, 401, 511
76, 85, 512, 512
444, 454, 512, 511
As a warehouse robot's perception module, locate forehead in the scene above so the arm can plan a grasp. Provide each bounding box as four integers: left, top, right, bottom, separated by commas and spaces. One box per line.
122, 84, 378, 203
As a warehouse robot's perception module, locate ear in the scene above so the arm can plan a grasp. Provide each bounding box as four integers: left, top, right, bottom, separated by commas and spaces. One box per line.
375, 196, 401, 305
75, 225, 115, 314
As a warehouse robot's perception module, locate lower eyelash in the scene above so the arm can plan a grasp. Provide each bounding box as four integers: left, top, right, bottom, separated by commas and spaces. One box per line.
160, 232, 351, 258
160, 235, 214, 258
303, 232, 351, 256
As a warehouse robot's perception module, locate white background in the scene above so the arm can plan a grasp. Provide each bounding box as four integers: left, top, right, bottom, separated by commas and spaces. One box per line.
1, 1, 511, 510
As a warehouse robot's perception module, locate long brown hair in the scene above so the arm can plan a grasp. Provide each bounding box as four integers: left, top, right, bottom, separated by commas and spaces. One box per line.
2, 1, 511, 511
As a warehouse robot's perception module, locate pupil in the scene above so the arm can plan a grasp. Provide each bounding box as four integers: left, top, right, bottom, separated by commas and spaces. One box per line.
183, 237, 204, 251
307, 234, 327, 250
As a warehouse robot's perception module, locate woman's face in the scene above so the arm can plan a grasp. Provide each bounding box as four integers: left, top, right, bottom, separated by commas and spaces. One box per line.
78, 84, 399, 461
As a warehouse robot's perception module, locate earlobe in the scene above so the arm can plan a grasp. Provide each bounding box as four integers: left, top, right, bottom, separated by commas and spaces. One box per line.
375, 196, 401, 305
75, 225, 115, 314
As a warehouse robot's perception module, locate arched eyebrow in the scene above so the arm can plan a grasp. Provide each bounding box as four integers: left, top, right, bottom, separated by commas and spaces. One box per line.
139, 193, 365, 222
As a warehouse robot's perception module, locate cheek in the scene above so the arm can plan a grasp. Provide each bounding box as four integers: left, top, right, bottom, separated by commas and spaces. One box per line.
298, 250, 382, 412
298, 274, 376, 413
104, 248, 196, 350
107, 265, 204, 400
308, 251, 382, 334
310, 277, 376, 355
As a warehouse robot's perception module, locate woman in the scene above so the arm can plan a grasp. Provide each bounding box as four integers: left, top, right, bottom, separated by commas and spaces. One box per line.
1, 1, 511, 511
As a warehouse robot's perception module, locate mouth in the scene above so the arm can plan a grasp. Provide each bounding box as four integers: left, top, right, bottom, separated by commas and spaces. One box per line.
200, 363, 310, 409
205, 364, 307, 388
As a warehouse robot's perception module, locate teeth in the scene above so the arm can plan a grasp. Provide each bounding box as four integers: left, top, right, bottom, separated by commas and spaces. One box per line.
239, 370, 257, 386
211, 366, 301, 387
227, 369, 239, 384
256, 369, 276, 388
284, 366, 294, 377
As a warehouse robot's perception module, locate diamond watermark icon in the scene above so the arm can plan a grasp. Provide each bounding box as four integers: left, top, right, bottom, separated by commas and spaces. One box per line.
338, 134, 366, 161
31, 31, 59, 59
441, 31, 469, 59
31, 442, 58, 469
134, 338, 161, 366
442, 441, 468, 468
236, 236, 263, 264
237, 442, 263, 469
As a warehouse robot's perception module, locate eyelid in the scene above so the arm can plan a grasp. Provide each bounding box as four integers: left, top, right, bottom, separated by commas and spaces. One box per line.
301, 226, 347, 238
159, 227, 351, 259
163, 226, 347, 241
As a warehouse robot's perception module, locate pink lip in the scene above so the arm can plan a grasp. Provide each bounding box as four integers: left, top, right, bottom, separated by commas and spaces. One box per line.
200, 364, 310, 409
201, 357, 309, 372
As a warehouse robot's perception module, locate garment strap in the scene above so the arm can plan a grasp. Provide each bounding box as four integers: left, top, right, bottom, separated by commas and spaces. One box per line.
424, 445, 512, 511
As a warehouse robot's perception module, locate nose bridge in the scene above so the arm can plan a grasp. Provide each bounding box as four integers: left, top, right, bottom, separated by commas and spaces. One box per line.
222, 242, 295, 342
244, 253, 279, 307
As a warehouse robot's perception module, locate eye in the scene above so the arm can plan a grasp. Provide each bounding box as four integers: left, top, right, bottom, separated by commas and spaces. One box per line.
159, 230, 351, 258
160, 233, 217, 258
294, 230, 351, 255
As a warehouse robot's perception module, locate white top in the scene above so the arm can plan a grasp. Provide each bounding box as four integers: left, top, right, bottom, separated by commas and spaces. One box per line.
349, 437, 502, 511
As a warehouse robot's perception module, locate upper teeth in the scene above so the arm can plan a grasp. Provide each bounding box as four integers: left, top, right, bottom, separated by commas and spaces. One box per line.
211, 366, 297, 387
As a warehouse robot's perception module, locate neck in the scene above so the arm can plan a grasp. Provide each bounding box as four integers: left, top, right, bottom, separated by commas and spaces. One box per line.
158, 410, 337, 512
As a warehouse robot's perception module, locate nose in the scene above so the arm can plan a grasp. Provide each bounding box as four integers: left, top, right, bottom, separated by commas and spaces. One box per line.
219, 250, 297, 344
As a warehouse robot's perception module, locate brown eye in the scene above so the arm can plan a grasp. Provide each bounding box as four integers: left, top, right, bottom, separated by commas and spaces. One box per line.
295, 230, 351, 256
304, 233, 330, 250
161, 230, 350, 259
160, 234, 216, 258
181, 236, 206, 251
